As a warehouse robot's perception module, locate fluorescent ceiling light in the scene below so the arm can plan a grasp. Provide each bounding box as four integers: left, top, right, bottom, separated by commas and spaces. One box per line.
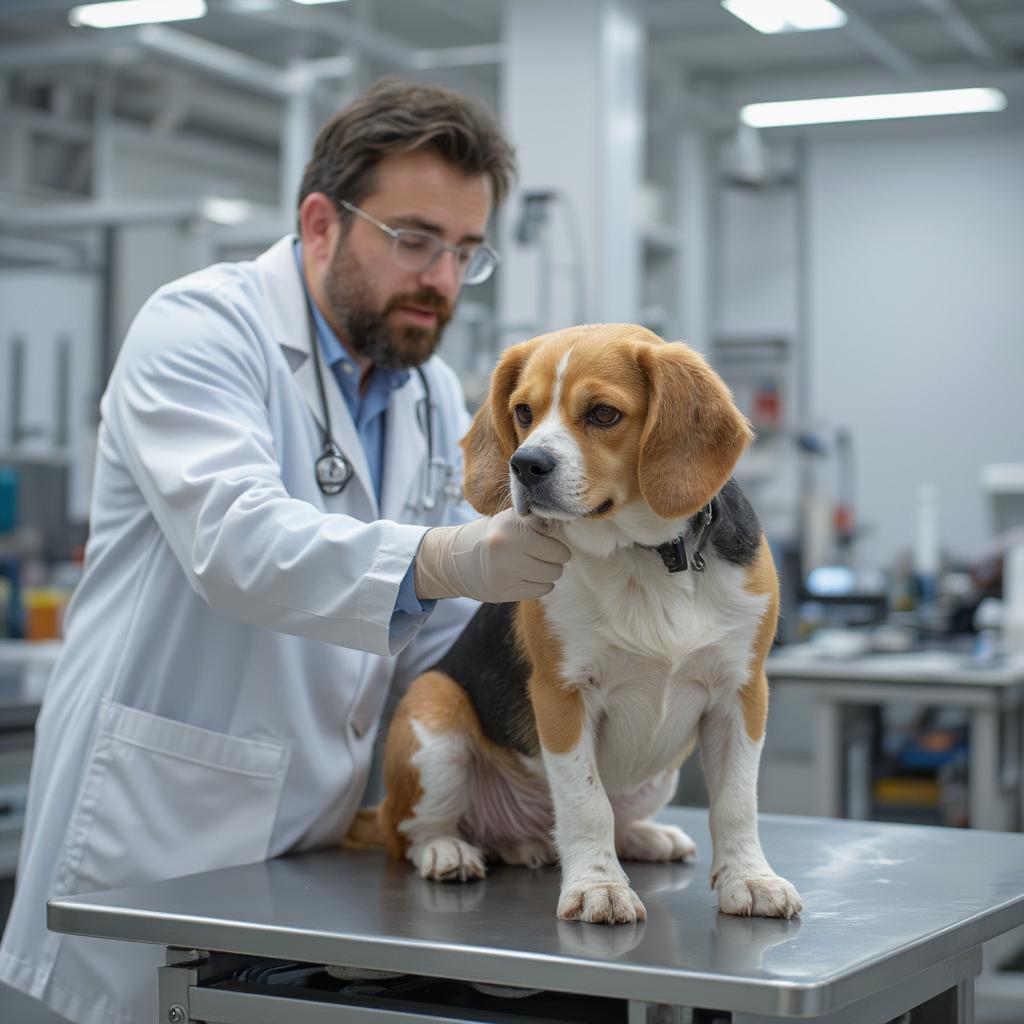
69, 0, 206, 28
288, 0, 349, 5
723, 0, 847, 34
741, 87, 1007, 127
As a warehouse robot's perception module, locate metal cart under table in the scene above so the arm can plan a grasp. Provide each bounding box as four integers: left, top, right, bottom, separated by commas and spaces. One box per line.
47, 808, 1024, 1024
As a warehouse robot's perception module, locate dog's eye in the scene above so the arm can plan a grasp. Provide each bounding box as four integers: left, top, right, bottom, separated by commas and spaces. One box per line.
514, 404, 533, 427
587, 404, 622, 427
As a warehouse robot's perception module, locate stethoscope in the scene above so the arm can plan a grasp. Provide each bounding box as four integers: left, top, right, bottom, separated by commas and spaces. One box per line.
306, 301, 454, 511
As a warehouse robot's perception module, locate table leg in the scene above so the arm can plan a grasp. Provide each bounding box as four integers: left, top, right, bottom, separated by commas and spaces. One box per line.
815, 700, 843, 817
956, 976, 975, 1024
969, 708, 1013, 830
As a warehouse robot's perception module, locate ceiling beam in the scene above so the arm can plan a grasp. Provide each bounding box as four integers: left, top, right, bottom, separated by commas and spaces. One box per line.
0, 29, 140, 70
841, 7, 920, 77
230, 3, 503, 72
236, 4, 416, 68
135, 24, 292, 97
412, 44, 503, 70
914, 0, 1003, 65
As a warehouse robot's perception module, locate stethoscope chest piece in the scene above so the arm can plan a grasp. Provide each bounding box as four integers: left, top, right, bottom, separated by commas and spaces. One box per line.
316, 442, 354, 496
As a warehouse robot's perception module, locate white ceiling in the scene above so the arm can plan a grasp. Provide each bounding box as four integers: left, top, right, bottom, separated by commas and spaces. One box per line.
4, 0, 1021, 77
0, 0, 1021, 187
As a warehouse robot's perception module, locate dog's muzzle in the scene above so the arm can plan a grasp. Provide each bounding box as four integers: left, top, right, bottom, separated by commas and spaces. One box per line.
510, 447, 556, 490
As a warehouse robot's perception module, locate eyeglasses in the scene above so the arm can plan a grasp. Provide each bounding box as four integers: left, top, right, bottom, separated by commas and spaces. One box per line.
337, 199, 500, 286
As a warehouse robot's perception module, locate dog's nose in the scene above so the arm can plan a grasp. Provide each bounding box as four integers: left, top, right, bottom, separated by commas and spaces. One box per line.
510, 447, 556, 487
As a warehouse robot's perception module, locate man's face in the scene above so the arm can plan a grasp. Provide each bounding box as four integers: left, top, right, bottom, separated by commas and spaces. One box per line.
321, 150, 493, 370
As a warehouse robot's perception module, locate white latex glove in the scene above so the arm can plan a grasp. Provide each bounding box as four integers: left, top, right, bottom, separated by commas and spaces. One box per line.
414, 508, 571, 603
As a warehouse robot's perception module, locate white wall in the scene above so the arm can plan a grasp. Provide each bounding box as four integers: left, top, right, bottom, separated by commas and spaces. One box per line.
807, 128, 1024, 570
717, 182, 798, 340
715, 124, 1024, 571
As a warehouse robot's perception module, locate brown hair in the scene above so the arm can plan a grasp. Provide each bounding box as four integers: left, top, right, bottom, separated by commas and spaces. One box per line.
298, 77, 517, 221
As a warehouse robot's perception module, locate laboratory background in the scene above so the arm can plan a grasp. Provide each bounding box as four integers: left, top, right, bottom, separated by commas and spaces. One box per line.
1, 1, 1023, 1022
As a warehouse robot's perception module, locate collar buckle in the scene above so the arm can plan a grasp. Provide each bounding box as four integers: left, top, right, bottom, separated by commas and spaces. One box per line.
642, 499, 717, 575
656, 536, 688, 573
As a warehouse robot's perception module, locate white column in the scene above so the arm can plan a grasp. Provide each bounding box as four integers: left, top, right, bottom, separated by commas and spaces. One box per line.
280, 64, 316, 217
680, 126, 712, 354
498, 0, 644, 344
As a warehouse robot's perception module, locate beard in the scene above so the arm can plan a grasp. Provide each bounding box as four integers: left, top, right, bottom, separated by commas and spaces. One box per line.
322, 240, 453, 371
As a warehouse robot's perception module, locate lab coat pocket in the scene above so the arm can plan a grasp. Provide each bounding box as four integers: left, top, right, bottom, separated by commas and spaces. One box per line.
55, 698, 292, 897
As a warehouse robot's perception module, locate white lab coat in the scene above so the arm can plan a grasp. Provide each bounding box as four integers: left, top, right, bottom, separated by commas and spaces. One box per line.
0, 236, 479, 1024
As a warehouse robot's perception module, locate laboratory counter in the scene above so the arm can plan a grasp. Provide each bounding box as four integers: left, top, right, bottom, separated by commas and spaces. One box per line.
47, 807, 1024, 1024
0, 639, 60, 877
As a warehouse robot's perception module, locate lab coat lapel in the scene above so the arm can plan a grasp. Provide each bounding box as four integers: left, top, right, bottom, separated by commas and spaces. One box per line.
257, 236, 376, 514
381, 371, 427, 523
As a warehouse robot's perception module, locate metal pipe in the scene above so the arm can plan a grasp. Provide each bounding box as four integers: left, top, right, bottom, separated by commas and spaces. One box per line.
100, 225, 117, 385
55, 334, 70, 449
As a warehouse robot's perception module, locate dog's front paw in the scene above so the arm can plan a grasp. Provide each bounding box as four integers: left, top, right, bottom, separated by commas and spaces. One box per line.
713, 868, 802, 919
617, 821, 697, 863
412, 837, 486, 883
558, 879, 646, 924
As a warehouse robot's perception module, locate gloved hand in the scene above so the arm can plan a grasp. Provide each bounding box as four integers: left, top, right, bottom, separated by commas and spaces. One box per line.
414, 508, 571, 603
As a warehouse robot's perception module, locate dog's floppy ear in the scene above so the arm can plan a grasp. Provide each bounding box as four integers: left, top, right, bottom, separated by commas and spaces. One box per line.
635, 341, 754, 520
460, 338, 540, 515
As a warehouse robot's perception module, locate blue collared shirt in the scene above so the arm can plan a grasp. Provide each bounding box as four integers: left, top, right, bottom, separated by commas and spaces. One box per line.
293, 241, 433, 632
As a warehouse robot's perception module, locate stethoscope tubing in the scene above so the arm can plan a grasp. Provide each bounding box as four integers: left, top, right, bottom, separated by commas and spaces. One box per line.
306, 298, 435, 499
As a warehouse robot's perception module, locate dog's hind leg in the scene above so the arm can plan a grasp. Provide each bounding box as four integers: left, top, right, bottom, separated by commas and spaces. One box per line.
380, 671, 486, 882
612, 767, 698, 863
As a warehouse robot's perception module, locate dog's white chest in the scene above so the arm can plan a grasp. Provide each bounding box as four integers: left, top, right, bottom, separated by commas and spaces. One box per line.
540, 546, 769, 793
545, 545, 764, 671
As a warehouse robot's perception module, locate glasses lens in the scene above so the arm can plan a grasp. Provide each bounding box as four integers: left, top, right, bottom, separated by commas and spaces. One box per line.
391, 230, 499, 284
392, 231, 440, 272
462, 246, 498, 285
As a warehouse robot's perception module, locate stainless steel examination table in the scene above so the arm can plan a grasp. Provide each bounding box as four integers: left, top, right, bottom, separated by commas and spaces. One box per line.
47, 808, 1024, 1024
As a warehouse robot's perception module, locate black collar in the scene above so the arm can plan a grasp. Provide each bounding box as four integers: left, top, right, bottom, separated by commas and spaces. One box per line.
640, 499, 717, 574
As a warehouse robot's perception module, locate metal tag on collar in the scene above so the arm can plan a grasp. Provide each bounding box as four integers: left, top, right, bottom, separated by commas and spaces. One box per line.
690, 503, 715, 573
658, 535, 688, 573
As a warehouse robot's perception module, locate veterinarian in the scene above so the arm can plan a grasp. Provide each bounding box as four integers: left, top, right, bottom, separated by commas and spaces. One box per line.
0, 77, 571, 1024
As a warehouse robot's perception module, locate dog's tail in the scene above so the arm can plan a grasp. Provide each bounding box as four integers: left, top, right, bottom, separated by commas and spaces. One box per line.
342, 806, 387, 850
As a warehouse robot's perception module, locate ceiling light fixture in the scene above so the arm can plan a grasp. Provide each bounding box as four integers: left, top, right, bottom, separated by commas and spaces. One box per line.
287, 0, 350, 6
740, 88, 1008, 127
722, 0, 847, 34
69, 0, 207, 28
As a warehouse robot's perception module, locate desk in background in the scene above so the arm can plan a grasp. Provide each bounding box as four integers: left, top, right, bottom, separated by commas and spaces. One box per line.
766, 646, 1024, 832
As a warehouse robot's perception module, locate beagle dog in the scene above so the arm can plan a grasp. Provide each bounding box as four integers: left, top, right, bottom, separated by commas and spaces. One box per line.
379, 324, 802, 924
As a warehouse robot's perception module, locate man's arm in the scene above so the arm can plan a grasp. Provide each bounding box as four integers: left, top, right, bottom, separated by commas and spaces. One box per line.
106, 282, 429, 658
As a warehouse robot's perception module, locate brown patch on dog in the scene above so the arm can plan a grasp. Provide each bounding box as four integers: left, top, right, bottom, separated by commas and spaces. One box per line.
461, 336, 541, 515
342, 808, 385, 850
518, 601, 584, 755
634, 341, 754, 519
739, 535, 779, 742
378, 670, 532, 858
